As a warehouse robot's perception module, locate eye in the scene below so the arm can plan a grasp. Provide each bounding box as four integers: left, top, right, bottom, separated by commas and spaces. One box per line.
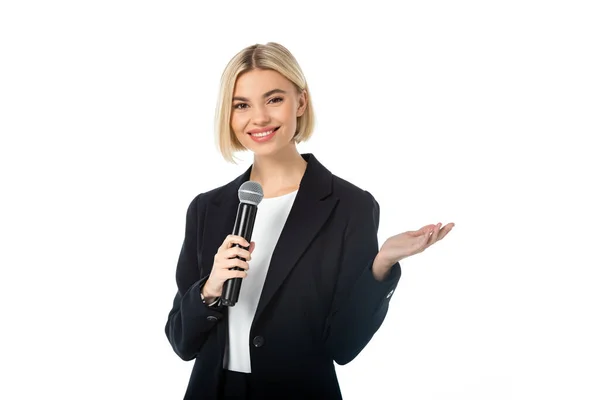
268, 97, 283, 104
233, 103, 248, 110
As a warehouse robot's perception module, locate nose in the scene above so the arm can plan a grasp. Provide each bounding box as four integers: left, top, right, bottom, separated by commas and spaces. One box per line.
251, 105, 270, 124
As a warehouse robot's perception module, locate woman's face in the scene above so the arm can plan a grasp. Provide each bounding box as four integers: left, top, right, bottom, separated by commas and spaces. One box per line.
230, 69, 307, 158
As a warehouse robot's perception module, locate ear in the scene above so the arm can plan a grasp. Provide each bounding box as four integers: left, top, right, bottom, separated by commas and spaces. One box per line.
296, 89, 308, 117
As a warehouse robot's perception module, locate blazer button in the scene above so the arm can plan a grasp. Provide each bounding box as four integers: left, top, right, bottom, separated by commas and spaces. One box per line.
206, 316, 218, 322
253, 336, 265, 348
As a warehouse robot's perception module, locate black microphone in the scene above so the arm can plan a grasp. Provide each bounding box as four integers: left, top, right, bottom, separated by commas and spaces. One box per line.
221, 181, 264, 306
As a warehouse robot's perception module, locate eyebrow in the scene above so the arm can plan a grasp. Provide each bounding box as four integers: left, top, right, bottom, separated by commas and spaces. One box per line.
232, 89, 287, 102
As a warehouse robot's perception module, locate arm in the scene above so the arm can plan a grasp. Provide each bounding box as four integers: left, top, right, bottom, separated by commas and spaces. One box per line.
323, 191, 401, 365
164, 194, 225, 361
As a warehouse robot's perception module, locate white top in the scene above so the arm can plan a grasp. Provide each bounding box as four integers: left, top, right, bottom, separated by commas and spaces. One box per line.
223, 190, 298, 373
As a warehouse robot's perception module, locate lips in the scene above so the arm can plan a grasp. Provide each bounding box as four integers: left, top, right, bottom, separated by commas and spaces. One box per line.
247, 127, 279, 142
247, 126, 280, 136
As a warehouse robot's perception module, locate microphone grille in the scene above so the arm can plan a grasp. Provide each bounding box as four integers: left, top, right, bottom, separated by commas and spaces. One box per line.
238, 181, 264, 206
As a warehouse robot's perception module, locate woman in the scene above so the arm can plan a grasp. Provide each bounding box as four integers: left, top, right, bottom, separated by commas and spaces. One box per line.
165, 42, 454, 399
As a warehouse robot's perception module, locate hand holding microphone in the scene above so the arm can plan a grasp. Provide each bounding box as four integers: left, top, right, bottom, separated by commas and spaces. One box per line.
201, 236, 255, 303
202, 181, 264, 306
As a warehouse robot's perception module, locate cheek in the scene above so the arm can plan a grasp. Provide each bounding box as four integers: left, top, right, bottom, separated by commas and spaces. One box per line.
274, 104, 298, 130
230, 114, 247, 135
282, 103, 297, 120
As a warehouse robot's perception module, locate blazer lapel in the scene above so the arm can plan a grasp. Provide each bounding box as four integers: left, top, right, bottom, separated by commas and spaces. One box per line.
201, 154, 338, 333
252, 154, 339, 326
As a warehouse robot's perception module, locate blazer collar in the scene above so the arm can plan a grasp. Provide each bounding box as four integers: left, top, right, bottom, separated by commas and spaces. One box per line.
211, 153, 333, 206
204, 153, 339, 326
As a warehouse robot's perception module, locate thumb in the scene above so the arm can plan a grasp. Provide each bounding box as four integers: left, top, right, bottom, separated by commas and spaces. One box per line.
412, 232, 429, 251
410, 225, 433, 236
249, 241, 256, 253
414, 231, 429, 245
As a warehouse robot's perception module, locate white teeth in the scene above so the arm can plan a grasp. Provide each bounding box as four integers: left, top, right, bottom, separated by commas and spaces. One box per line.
251, 130, 274, 137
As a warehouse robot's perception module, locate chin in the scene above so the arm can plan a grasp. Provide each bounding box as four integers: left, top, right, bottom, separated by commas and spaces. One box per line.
249, 145, 283, 158
242, 137, 295, 158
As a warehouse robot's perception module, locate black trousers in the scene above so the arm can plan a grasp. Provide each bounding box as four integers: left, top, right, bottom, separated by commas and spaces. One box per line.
220, 369, 253, 400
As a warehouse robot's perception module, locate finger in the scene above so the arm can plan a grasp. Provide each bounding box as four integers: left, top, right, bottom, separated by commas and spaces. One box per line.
216, 257, 249, 271
231, 236, 251, 250
418, 231, 431, 250
219, 235, 249, 251
426, 223, 441, 247
412, 224, 436, 235
437, 223, 455, 241
227, 258, 249, 270
232, 235, 250, 248
224, 246, 252, 261
411, 232, 430, 253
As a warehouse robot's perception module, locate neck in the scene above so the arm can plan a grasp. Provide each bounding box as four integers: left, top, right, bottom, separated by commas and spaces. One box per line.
250, 145, 307, 197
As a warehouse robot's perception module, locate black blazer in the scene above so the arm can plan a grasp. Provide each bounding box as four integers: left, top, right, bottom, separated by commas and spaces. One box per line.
165, 153, 401, 399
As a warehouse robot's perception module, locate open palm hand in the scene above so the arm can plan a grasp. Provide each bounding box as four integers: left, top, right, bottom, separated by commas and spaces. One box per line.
378, 222, 454, 266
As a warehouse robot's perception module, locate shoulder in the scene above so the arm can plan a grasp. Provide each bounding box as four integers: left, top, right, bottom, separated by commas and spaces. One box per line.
307, 152, 380, 215
184, 179, 237, 213
327, 172, 381, 233
308, 153, 376, 203
330, 173, 378, 209
327, 173, 382, 238
190, 184, 225, 204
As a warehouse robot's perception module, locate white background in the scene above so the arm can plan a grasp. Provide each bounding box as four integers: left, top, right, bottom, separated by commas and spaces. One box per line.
1, 1, 599, 399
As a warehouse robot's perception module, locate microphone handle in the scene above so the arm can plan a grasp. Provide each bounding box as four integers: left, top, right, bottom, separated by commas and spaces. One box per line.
221, 202, 257, 306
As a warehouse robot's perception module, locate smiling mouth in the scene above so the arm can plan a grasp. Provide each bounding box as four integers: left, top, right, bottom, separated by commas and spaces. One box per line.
248, 127, 280, 137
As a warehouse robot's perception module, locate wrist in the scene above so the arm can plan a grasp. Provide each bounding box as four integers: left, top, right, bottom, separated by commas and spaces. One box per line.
372, 253, 394, 281
201, 282, 220, 304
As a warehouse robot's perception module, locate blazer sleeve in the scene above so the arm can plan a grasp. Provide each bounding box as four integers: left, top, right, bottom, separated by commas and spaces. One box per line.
323, 190, 401, 365
164, 194, 226, 361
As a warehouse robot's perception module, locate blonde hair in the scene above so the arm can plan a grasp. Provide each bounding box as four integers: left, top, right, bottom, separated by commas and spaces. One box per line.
214, 42, 315, 163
